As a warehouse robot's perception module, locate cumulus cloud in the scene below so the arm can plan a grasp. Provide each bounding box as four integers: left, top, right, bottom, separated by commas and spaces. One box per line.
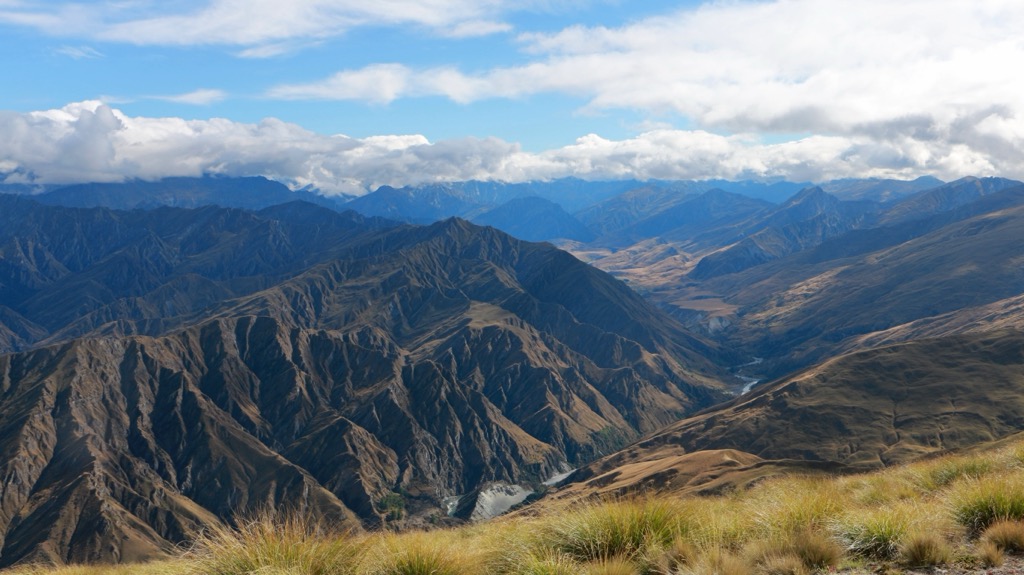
2, 101, 1021, 196
272, 0, 1024, 147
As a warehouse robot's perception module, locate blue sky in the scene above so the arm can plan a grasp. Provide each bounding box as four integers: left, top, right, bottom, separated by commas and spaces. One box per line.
2, 1, 693, 149
1, 1, 1023, 194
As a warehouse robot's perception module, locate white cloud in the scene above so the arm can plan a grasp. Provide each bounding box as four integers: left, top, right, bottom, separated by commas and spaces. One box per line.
272, 0, 1024, 148
153, 89, 229, 106
54, 45, 103, 59
3, 101, 1022, 196
443, 19, 512, 38
0, 0, 575, 54
268, 64, 411, 103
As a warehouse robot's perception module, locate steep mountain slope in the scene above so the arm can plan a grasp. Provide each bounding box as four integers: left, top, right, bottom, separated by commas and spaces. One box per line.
0, 199, 729, 565
847, 292, 1024, 351
820, 176, 944, 202
708, 198, 1024, 375
471, 196, 595, 242
879, 176, 1021, 225
577, 327, 1024, 482
573, 184, 703, 237
558, 329, 1024, 500
0, 196, 398, 353
690, 187, 878, 279
612, 189, 772, 243
0, 335, 358, 566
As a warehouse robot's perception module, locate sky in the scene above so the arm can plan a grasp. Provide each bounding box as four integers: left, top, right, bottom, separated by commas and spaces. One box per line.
1, 0, 1024, 195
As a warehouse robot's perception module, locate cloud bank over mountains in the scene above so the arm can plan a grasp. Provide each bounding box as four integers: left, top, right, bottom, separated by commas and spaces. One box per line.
266, 0, 1024, 182
0, 100, 1018, 195
2, 1, 1023, 193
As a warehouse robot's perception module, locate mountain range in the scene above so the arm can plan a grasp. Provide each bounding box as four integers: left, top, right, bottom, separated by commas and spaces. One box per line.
4, 172, 1024, 566
0, 195, 728, 565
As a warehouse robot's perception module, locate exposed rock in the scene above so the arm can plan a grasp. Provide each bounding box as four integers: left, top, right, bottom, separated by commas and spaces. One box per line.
0, 198, 727, 565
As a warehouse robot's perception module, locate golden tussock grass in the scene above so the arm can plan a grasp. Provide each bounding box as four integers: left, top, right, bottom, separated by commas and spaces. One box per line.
977, 539, 1006, 567
184, 509, 362, 575
14, 435, 1024, 575
981, 520, 1024, 554
949, 473, 1024, 534
0, 562, 188, 575
899, 531, 953, 567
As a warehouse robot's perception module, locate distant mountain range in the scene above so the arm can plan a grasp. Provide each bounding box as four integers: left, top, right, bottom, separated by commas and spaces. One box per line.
0, 174, 968, 246
5, 173, 1024, 567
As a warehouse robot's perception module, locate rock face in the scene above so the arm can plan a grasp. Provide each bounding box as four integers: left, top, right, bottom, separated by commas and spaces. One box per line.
0, 197, 727, 565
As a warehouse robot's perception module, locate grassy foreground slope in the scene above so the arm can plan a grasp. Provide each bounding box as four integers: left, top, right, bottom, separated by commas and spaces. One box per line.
5, 434, 1024, 575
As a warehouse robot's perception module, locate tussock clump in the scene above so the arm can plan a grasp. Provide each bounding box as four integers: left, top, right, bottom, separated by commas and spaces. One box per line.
899, 531, 952, 567
835, 506, 912, 560
547, 499, 684, 563
645, 536, 697, 573
787, 530, 843, 570
846, 473, 919, 506
678, 547, 751, 575
752, 478, 844, 535
681, 498, 752, 550
755, 553, 808, 575
978, 539, 1006, 567
363, 532, 476, 575
501, 549, 582, 575
582, 556, 639, 575
919, 456, 994, 490
950, 474, 1024, 534
187, 511, 361, 575
982, 520, 1024, 554
741, 530, 840, 573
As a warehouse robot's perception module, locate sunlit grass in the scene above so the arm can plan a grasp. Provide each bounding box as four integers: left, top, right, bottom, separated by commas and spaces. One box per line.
981, 520, 1024, 554
899, 531, 953, 568
0, 562, 189, 575
12, 434, 1024, 575
185, 510, 363, 575
543, 499, 686, 563
950, 473, 1024, 534
834, 504, 914, 560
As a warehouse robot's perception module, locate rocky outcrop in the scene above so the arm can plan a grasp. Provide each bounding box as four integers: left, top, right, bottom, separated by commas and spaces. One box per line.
0, 199, 727, 565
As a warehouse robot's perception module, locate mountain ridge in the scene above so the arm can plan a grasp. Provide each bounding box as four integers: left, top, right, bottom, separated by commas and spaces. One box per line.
0, 199, 730, 566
